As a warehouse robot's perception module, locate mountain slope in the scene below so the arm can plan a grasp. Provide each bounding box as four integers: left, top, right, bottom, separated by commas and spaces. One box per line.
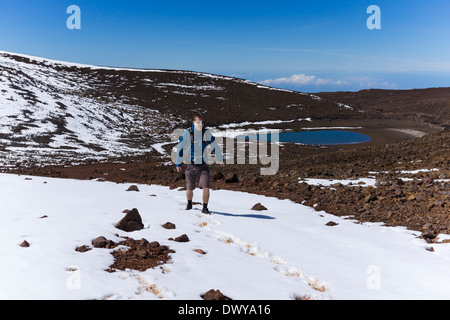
0, 51, 358, 167
316, 88, 450, 129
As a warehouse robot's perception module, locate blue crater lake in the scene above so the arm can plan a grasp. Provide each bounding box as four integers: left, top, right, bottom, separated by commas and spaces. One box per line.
240, 130, 372, 145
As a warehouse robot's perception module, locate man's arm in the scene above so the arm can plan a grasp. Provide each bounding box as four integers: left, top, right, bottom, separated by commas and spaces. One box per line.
175, 130, 190, 168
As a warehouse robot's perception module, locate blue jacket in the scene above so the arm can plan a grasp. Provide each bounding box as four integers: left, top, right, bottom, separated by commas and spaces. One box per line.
176, 125, 224, 167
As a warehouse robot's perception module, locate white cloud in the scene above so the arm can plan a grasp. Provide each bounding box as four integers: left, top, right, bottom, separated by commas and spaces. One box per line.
260, 74, 347, 87
259, 73, 397, 91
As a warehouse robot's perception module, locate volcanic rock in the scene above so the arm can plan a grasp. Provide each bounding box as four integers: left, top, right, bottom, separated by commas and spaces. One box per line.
115, 208, 144, 232
20, 240, 30, 247
211, 171, 225, 181
92, 236, 115, 248
107, 237, 174, 272
76, 245, 92, 253
365, 194, 378, 203
225, 173, 238, 183
126, 185, 139, 192
169, 234, 189, 242
162, 222, 176, 229
251, 203, 267, 211
175, 234, 190, 242
201, 289, 231, 300
194, 249, 207, 255
422, 229, 437, 243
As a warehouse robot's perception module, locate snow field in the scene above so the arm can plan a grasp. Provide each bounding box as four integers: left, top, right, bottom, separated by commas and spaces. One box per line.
1, 173, 450, 300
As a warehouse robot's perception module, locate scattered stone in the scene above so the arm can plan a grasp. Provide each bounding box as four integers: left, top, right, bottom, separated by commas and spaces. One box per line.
330, 182, 342, 188
107, 237, 174, 272
76, 245, 91, 253
39, 215, 48, 219
365, 194, 377, 203
294, 295, 311, 300
92, 236, 115, 248
66, 266, 79, 272
326, 221, 338, 227
211, 171, 224, 181
20, 240, 30, 247
115, 208, 144, 232
126, 185, 139, 192
251, 203, 267, 211
175, 234, 190, 242
194, 249, 207, 255
162, 222, 176, 229
376, 174, 393, 186
298, 182, 312, 192
169, 234, 190, 242
422, 231, 437, 243
148, 241, 160, 249
225, 173, 238, 183
201, 289, 231, 300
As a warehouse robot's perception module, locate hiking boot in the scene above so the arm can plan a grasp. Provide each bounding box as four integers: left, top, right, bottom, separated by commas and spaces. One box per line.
201, 207, 211, 215
186, 201, 193, 210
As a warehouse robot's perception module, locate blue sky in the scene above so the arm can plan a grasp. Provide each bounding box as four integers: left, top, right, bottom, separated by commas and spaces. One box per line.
1, 0, 450, 92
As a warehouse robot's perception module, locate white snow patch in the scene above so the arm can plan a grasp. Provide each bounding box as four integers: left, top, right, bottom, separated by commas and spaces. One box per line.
299, 177, 377, 187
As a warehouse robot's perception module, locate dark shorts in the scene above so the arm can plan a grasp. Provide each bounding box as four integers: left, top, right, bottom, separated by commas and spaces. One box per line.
185, 164, 210, 190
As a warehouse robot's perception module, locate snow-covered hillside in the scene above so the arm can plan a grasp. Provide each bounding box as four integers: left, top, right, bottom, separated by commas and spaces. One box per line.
0, 50, 358, 169
0, 51, 184, 167
2, 172, 450, 300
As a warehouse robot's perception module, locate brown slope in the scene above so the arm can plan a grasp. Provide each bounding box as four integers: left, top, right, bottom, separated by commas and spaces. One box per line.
316, 88, 450, 129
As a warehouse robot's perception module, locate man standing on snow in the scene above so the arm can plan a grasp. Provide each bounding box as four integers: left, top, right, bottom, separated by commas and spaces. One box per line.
175, 114, 225, 214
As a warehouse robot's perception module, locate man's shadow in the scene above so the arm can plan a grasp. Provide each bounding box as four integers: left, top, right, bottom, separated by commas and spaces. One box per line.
196, 209, 275, 220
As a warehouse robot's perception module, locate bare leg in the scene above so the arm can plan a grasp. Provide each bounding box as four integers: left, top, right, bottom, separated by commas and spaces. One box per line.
202, 188, 210, 205
187, 189, 193, 201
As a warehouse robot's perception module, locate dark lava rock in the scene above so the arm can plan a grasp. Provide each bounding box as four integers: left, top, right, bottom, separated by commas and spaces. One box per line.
225, 173, 239, 183
365, 194, 378, 203
201, 289, 231, 300
20, 240, 30, 247
169, 234, 189, 242
107, 237, 174, 272
194, 249, 207, 255
211, 171, 225, 182
75, 245, 92, 253
422, 230, 437, 243
325, 221, 338, 227
251, 203, 267, 211
92, 236, 115, 248
148, 241, 160, 249
162, 222, 176, 229
126, 185, 139, 192
115, 208, 144, 232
